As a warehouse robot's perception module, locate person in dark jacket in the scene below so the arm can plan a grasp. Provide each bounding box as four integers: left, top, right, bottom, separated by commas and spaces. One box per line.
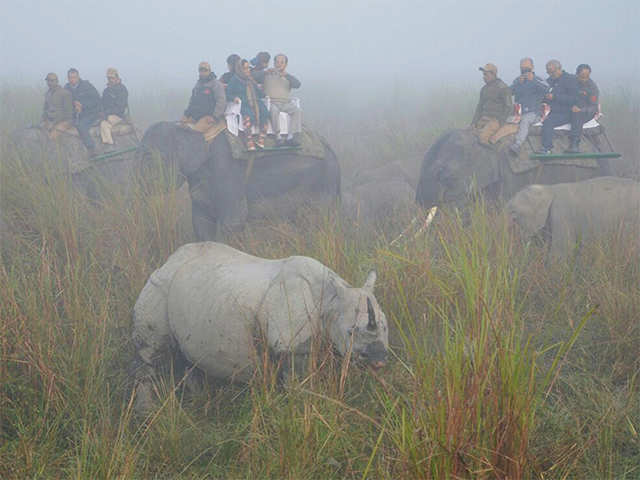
100, 67, 129, 144
565, 64, 599, 153
65, 68, 101, 152
227, 59, 270, 150
41, 72, 74, 139
181, 61, 226, 133
509, 57, 548, 154
220, 54, 240, 86
250, 51, 271, 81
538, 60, 578, 154
471, 63, 513, 146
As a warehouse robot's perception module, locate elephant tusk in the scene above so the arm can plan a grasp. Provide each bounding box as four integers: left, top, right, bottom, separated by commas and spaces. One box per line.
414, 206, 438, 239
389, 206, 438, 246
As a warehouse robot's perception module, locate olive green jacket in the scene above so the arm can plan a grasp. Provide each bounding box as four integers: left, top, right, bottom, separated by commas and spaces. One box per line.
472, 78, 513, 125
42, 86, 73, 123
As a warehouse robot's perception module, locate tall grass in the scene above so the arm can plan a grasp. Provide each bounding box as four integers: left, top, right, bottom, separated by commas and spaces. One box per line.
1, 85, 639, 478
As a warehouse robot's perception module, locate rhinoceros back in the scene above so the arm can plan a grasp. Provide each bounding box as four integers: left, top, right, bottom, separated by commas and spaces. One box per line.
166, 243, 282, 379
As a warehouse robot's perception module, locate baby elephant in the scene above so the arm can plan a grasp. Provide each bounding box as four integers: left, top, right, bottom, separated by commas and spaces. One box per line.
132, 242, 389, 412
506, 177, 640, 258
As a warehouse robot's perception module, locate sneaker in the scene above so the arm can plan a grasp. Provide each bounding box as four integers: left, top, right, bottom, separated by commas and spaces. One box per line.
256, 135, 265, 149
534, 149, 552, 155
275, 137, 286, 147
509, 143, 521, 155
246, 139, 256, 151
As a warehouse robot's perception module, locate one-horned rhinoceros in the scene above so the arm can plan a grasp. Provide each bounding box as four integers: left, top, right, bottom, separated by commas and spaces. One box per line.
132, 242, 389, 411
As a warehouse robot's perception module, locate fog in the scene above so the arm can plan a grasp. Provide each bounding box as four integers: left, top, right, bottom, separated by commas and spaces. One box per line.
2, 0, 638, 92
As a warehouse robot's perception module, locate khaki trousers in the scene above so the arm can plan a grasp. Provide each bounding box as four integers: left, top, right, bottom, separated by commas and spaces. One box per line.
100, 114, 123, 144
473, 116, 500, 145
182, 116, 226, 143
490, 123, 519, 144
42, 120, 75, 140
183, 115, 214, 133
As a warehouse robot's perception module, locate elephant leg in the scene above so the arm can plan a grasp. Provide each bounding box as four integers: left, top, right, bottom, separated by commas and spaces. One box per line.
189, 178, 219, 241
191, 204, 218, 241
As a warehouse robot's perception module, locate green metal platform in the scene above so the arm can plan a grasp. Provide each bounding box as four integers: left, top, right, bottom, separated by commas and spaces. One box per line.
246, 145, 303, 153
530, 152, 621, 160
91, 145, 140, 162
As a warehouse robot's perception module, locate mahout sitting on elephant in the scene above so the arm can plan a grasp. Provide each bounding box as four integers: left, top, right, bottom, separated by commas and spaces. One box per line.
131, 242, 389, 412
140, 121, 340, 241
505, 176, 640, 258
9, 123, 140, 199
415, 125, 615, 209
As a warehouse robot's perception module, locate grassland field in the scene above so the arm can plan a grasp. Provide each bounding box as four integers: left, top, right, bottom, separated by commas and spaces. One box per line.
0, 80, 638, 479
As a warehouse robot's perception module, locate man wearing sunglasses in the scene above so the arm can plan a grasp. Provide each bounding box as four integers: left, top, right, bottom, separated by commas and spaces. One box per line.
181, 61, 226, 134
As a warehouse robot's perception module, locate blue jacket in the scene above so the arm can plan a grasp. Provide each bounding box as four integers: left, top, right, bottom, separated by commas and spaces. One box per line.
546, 71, 578, 115
511, 74, 548, 114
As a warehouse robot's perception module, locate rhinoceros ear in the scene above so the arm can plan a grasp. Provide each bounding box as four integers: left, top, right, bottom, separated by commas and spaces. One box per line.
363, 270, 377, 292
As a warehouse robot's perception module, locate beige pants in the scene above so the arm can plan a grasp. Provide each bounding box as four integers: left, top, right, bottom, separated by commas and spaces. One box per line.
182, 116, 226, 143
183, 115, 214, 133
41, 120, 75, 140
100, 114, 123, 144
473, 116, 500, 145
490, 123, 519, 144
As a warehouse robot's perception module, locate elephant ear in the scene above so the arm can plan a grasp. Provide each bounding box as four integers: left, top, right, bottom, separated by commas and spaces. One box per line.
507, 185, 553, 236
175, 128, 210, 178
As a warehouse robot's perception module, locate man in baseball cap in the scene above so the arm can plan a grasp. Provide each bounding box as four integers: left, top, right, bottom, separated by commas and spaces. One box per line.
471, 63, 512, 145
181, 61, 226, 137
41, 72, 74, 139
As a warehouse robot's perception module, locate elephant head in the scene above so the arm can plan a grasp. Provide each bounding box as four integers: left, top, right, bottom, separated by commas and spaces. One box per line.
139, 121, 208, 188
140, 121, 248, 240
416, 130, 502, 208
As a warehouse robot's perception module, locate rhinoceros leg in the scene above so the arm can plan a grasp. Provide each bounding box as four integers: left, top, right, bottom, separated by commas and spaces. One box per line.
131, 276, 173, 413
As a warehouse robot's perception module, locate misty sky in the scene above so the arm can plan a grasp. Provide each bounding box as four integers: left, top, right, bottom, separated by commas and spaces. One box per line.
1, 0, 638, 89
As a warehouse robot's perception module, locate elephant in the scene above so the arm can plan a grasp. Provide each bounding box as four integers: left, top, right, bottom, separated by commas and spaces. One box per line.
416, 128, 615, 208
8, 125, 140, 198
341, 161, 416, 225
132, 241, 388, 412
140, 122, 341, 241
505, 176, 640, 258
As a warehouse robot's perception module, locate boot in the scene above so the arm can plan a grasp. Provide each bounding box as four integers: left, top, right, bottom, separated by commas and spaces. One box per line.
564, 137, 580, 153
